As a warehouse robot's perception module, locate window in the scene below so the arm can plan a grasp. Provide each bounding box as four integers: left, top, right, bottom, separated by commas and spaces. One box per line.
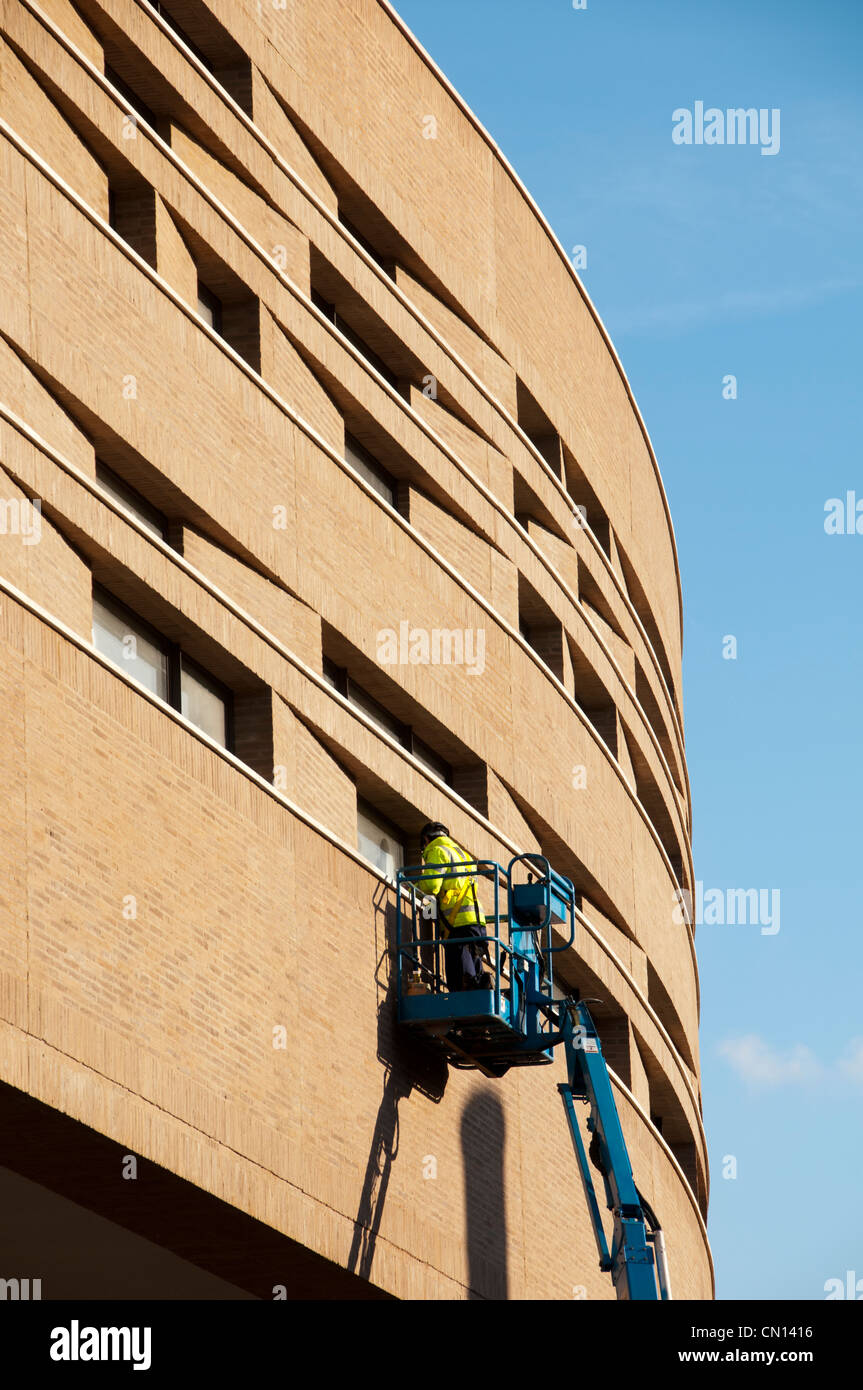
345, 433, 396, 507
516, 377, 563, 479
151, 2, 214, 71
96, 461, 167, 539
179, 230, 260, 366
92, 587, 168, 700
92, 587, 231, 748
324, 659, 451, 784
311, 289, 335, 323
325, 659, 402, 739
562, 442, 612, 556
104, 65, 158, 131
311, 290, 398, 387
338, 214, 389, 270
357, 800, 404, 879
149, 1, 252, 113
410, 733, 451, 784
322, 656, 345, 693
197, 282, 222, 333
180, 655, 229, 746
107, 182, 158, 269
519, 575, 567, 683
344, 678, 403, 742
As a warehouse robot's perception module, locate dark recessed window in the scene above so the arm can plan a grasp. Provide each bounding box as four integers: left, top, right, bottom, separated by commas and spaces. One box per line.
322, 657, 346, 694
345, 433, 396, 507
151, 2, 214, 71
311, 291, 397, 387
311, 289, 336, 324
92, 586, 232, 749
324, 659, 451, 783
96, 461, 167, 540
410, 733, 451, 785
104, 65, 158, 131
92, 586, 168, 700
325, 660, 401, 739
197, 282, 222, 333
345, 677, 403, 742
338, 214, 389, 271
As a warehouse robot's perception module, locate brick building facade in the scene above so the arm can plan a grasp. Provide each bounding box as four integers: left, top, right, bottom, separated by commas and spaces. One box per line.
0, 0, 712, 1299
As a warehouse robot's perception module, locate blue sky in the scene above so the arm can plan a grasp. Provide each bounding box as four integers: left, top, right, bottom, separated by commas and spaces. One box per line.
393, 0, 863, 1299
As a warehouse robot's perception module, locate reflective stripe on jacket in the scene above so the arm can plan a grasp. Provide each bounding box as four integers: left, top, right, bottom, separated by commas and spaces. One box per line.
416, 835, 486, 935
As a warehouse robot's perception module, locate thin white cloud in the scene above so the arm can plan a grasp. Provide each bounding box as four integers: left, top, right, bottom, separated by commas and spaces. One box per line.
717, 1034, 822, 1087
837, 1039, 863, 1085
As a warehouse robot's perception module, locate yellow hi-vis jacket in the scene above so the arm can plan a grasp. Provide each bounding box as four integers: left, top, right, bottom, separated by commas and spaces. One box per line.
415, 835, 486, 937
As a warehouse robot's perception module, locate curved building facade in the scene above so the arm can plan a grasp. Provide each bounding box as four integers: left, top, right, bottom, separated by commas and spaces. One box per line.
0, 0, 711, 1299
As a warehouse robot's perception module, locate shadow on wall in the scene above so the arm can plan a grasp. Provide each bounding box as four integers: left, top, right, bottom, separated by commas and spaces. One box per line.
347, 883, 448, 1283
461, 1091, 508, 1300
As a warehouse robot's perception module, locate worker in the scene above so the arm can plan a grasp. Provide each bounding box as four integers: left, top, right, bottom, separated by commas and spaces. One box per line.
415, 822, 493, 991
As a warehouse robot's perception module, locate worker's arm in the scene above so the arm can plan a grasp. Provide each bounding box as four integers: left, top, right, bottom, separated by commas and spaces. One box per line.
414, 845, 449, 897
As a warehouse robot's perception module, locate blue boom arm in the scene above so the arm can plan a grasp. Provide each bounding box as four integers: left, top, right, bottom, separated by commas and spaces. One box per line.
559, 1000, 669, 1300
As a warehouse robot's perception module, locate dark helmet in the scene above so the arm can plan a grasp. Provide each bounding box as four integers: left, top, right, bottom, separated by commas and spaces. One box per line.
420, 821, 449, 846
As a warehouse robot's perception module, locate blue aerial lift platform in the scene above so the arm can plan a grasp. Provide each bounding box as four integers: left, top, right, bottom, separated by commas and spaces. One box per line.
396, 853, 671, 1302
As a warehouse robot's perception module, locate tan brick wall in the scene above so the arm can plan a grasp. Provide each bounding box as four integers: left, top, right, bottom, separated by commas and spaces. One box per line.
0, 35, 109, 219
0, 467, 92, 635
31, 0, 103, 70
155, 193, 198, 307
0, 0, 710, 1300
0, 594, 710, 1298
170, 123, 309, 293
274, 695, 357, 844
